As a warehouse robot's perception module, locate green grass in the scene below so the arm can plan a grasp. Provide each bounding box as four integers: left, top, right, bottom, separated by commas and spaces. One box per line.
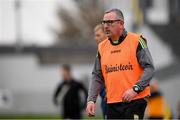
0, 114, 60, 119
0, 114, 103, 120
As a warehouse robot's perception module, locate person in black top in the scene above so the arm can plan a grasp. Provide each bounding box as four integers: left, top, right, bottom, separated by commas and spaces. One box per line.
53, 64, 88, 119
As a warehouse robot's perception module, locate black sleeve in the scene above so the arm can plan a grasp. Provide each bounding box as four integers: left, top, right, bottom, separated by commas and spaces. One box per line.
79, 83, 88, 108
53, 82, 64, 105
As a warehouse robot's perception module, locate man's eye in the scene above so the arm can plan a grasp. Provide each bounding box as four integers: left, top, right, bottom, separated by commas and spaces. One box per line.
106, 21, 112, 23
101, 20, 114, 24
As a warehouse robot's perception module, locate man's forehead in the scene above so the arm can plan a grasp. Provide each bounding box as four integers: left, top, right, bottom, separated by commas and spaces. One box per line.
103, 12, 117, 20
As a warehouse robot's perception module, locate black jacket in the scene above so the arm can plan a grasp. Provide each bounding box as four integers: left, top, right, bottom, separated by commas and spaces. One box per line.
53, 79, 87, 118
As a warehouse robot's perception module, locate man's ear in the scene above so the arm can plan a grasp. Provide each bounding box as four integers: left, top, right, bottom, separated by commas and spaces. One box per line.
119, 22, 124, 29
120, 20, 124, 25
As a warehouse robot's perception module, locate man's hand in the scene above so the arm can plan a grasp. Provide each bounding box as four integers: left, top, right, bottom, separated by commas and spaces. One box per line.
86, 101, 95, 117
122, 88, 138, 102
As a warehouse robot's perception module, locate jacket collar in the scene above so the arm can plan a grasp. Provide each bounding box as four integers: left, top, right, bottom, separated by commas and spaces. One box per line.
109, 29, 127, 45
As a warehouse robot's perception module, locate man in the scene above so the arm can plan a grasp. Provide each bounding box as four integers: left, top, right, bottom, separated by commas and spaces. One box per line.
94, 24, 107, 118
146, 81, 172, 119
86, 9, 155, 119
53, 64, 88, 119
94, 24, 107, 44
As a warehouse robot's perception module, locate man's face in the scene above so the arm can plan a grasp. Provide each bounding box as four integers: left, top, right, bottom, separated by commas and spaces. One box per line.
94, 28, 106, 44
61, 69, 71, 81
102, 12, 124, 39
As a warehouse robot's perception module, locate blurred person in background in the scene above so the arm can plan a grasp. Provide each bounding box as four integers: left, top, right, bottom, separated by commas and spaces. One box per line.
53, 64, 88, 119
178, 100, 180, 119
94, 24, 107, 118
94, 24, 107, 44
146, 81, 172, 119
86, 8, 155, 119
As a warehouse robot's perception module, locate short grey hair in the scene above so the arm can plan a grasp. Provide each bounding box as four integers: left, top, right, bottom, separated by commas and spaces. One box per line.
105, 8, 124, 21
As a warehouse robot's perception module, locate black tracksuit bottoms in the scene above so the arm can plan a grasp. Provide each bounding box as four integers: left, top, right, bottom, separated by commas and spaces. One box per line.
107, 98, 147, 119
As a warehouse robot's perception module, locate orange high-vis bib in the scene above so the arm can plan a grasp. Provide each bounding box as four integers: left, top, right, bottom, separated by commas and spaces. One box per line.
98, 32, 150, 103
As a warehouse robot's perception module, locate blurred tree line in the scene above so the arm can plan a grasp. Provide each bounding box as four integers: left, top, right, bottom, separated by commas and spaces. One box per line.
53, 0, 105, 46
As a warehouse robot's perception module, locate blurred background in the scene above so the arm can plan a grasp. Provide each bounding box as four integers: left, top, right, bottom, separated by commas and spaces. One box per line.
0, 0, 180, 119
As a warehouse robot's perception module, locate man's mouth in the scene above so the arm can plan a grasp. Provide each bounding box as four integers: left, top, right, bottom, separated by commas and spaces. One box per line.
105, 30, 111, 34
